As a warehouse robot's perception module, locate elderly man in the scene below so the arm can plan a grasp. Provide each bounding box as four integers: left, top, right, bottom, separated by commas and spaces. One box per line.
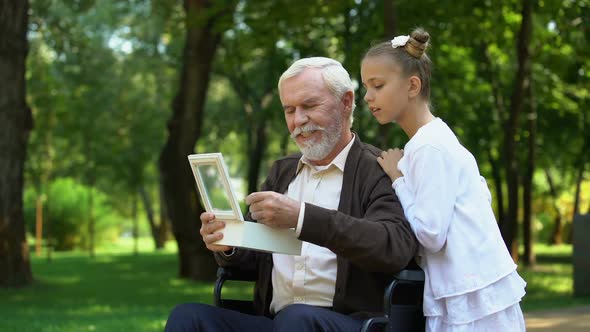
165, 57, 417, 332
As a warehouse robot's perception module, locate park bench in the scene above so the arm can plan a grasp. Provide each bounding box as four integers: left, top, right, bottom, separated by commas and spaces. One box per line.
214, 266, 425, 332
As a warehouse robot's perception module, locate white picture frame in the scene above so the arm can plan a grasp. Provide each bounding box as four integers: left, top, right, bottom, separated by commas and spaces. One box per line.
188, 153, 302, 255
188, 153, 242, 222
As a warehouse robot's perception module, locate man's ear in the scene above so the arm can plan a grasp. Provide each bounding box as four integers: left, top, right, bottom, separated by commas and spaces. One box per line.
408, 76, 422, 99
341, 90, 354, 116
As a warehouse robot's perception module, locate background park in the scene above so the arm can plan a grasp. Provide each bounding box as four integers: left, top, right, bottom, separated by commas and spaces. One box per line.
0, 0, 589, 331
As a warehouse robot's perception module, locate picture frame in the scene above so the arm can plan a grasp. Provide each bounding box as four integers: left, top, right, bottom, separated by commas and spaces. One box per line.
188, 153, 302, 255
188, 153, 242, 222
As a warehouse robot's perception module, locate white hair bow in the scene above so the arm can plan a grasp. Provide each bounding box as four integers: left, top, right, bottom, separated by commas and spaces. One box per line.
391, 35, 410, 48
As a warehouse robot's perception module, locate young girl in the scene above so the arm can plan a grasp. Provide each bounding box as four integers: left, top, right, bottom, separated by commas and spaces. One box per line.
361, 28, 526, 331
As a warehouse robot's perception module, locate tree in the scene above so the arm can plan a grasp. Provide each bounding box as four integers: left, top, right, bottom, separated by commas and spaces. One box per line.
375, 0, 398, 149
501, 0, 533, 260
217, 35, 281, 196
522, 67, 537, 266
159, 0, 237, 280
0, 0, 33, 286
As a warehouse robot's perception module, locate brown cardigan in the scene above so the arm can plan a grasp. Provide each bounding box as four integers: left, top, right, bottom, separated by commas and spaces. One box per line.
215, 135, 418, 318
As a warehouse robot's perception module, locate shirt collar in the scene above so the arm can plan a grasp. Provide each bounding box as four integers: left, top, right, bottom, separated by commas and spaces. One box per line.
296, 133, 356, 174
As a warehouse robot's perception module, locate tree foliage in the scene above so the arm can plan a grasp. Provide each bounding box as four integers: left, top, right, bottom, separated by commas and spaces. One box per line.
18, 0, 590, 276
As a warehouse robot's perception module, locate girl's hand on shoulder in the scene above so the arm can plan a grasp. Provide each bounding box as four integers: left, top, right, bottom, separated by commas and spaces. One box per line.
377, 148, 404, 182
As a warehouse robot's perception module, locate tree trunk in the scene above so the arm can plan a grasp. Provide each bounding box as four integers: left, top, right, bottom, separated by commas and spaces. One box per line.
132, 194, 138, 255
158, 0, 236, 280
383, 0, 397, 37
478, 43, 506, 227
572, 111, 587, 225
569, 158, 585, 244
502, 156, 519, 258
353, 71, 366, 135
247, 119, 268, 195
502, 0, 533, 261
377, 0, 397, 149
522, 75, 536, 266
551, 216, 563, 245
487, 149, 506, 226
221, 49, 274, 200
572, 164, 585, 220
157, 183, 169, 249
0, 0, 33, 287
545, 168, 563, 245
88, 182, 95, 258
45, 198, 52, 262
35, 195, 44, 256
139, 185, 166, 250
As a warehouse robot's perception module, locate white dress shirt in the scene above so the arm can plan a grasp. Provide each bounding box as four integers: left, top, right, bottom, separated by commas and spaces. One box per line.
269, 135, 355, 314
392, 118, 526, 324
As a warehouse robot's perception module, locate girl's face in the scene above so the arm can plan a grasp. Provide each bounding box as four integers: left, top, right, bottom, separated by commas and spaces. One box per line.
361, 55, 411, 125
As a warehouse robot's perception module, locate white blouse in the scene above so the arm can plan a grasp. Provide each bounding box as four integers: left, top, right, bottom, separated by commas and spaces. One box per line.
392, 118, 526, 323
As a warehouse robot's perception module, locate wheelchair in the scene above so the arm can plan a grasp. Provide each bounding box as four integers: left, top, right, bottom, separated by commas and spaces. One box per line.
214, 266, 425, 332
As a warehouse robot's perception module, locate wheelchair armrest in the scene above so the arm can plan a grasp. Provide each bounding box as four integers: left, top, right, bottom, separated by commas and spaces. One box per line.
380, 268, 426, 332
216, 266, 257, 282
214, 267, 257, 313
384, 268, 425, 307
361, 269, 425, 332
394, 269, 425, 282
359, 316, 389, 332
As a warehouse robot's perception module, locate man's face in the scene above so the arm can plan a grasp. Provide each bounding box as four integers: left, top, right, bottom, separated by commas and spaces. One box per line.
279, 69, 346, 161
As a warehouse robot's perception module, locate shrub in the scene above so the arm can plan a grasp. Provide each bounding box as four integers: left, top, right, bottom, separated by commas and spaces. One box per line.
24, 178, 122, 250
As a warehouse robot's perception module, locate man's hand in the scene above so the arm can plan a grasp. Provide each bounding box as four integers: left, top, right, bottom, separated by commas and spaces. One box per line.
199, 212, 233, 252
245, 191, 300, 229
377, 148, 404, 182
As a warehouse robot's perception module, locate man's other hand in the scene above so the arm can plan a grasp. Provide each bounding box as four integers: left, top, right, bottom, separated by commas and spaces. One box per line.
246, 191, 300, 229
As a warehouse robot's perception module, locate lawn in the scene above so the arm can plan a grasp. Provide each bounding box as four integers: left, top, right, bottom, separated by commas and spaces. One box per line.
0, 239, 251, 332
520, 243, 590, 311
1, 239, 588, 331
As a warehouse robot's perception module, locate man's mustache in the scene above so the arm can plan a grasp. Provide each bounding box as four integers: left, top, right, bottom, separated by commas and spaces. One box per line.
291, 124, 325, 139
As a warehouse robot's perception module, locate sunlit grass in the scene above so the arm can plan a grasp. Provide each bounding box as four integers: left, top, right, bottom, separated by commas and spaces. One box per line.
2, 239, 587, 331
520, 243, 590, 311
1, 238, 211, 332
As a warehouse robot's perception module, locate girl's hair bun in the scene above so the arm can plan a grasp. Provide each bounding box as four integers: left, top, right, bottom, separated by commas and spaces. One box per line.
406, 28, 430, 58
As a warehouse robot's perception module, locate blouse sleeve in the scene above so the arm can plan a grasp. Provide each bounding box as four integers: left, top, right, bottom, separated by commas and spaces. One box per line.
393, 144, 459, 253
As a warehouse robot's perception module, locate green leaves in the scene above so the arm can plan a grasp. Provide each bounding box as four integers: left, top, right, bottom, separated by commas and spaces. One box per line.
25, 0, 589, 247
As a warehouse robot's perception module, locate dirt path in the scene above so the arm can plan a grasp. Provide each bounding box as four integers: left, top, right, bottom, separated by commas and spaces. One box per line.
526, 306, 590, 331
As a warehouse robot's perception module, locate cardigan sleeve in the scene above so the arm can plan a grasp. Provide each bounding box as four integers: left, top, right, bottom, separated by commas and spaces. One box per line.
298, 156, 418, 274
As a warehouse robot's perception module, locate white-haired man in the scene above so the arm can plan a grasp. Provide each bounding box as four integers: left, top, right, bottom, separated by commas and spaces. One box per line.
165, 57, 417, 332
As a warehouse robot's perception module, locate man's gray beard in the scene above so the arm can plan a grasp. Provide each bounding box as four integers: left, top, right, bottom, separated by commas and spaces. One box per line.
292, 119, 343, 161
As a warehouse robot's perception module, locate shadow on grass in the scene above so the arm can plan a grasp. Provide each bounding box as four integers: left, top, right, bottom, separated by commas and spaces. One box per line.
534, 254, 572, 265
5, 242, 587, 330
0, 251, 237, 332
520, 250, 590, 312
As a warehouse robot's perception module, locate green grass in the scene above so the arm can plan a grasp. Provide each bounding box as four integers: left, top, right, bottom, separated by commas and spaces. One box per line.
520, 243, 590, 311
2, 240, 588, 331
0, 238, 251, 332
